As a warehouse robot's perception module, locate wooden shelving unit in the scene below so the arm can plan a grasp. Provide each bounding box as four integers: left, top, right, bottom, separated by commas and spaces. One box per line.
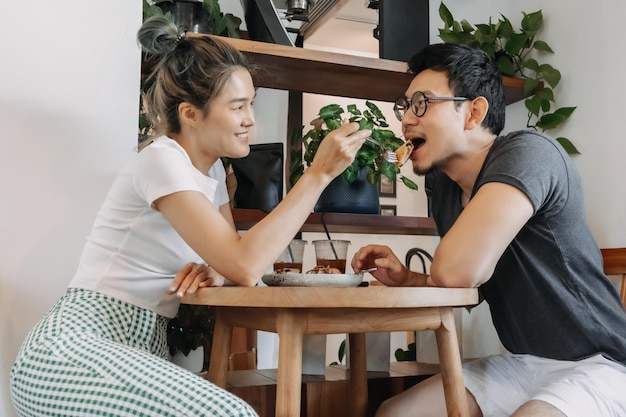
201, 35, 540, 105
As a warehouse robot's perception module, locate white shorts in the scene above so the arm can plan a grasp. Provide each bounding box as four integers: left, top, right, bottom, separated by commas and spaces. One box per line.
462, 353, 626, 417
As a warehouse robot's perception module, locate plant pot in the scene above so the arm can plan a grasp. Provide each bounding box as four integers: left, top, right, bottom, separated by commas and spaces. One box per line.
314, 167, 380, 214
171, 345, 205, 374
157, 0, 213, 34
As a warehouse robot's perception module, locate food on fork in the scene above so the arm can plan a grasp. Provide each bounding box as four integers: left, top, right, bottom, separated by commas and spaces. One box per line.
394, 141, 414, 167
306, 265, 342, 274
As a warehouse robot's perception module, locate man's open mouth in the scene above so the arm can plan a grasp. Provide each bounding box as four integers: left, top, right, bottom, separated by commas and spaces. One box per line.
410, 138, 426, 150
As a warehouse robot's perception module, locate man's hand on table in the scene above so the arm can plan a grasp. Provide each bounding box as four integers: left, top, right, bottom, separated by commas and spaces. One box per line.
352, 244, 435, 287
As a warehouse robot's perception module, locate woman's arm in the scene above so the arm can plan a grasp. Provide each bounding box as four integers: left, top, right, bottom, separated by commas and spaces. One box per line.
155, 123, 369, 286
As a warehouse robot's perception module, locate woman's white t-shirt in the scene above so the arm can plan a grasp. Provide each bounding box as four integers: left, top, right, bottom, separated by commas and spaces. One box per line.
69, 136, 229, 318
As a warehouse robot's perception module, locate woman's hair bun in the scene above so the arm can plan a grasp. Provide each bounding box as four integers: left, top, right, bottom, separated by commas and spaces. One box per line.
137, 16, 185, 56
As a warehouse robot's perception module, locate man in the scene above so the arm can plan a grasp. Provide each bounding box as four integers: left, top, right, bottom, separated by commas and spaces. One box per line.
352, 43, 626, 417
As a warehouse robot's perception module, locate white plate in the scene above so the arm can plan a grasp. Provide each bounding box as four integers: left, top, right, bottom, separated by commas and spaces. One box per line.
262, 272, 363, 287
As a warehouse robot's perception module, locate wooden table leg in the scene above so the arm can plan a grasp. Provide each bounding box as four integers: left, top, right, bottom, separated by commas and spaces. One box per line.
435, 307, 470, 417
207, 307, 232, 388
275, 309, 306, 417
348, 333, 368, 417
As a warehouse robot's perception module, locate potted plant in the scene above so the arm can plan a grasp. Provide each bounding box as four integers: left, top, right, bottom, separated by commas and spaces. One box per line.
437, 2, 579, 155
167, 304, 215, 373
289, 101, 418, 214
290, 101, 418, 193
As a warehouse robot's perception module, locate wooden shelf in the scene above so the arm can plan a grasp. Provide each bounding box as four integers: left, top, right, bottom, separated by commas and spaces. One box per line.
233, 208, 438, 236
195, 35, 539, 105
225, 362, 439, 417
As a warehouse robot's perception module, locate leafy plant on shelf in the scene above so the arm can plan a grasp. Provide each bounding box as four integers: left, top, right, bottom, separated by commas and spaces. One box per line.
437, 2, 579, 154
395, 342, 417, 362
142, 0, 242, 38
167, 304, 215, 371
329, 339, 346, 366
290, 101, 418, 191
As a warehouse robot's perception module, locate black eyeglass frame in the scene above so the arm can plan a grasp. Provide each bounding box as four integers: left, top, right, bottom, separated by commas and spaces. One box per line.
393, 91, 470, 121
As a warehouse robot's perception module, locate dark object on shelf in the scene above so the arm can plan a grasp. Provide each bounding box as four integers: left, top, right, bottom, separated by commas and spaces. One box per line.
241, 0, 294, 46
157, 0, 213, 33
230, 143, 284, 213
314, 167, 380, 215
377, 0, 429, 62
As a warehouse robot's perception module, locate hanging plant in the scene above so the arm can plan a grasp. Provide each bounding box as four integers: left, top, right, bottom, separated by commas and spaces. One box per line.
437, 2, 579, 154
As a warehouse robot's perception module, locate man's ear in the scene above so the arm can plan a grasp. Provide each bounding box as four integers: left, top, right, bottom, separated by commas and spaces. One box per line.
178, 102, 197, 127
465, 96, 489, 130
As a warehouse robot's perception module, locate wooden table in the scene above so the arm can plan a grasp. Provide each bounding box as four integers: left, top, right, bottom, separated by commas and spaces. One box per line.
182, 286, 478, 417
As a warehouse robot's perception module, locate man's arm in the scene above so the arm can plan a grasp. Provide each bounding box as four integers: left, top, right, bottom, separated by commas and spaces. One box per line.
430, 182, 534, 288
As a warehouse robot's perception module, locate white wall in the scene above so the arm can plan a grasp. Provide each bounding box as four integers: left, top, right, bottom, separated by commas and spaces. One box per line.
2, 0, 626, 415
0, 1, 141, 415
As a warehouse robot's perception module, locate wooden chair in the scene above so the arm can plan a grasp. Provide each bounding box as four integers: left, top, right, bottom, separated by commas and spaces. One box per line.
600, 248, 626, 309
228, 348, 257, 371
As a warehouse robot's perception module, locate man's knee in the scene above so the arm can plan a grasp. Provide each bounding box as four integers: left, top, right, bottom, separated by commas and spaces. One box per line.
512, 400, 566, 417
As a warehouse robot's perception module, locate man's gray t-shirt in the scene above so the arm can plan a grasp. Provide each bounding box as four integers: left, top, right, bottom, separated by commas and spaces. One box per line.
431, 130, 626, 366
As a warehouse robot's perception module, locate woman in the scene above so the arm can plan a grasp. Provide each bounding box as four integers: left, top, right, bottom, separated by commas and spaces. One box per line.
10, 17, 369, 416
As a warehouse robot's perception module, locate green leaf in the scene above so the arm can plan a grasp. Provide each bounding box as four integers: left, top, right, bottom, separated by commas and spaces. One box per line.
366, 167, 379, 185
533, 87, 554, 103
521, 10, 543, 34
202, 0, 221, 21
319, 104, 343, 119
505, 33, 530, 56
495, 17, 514, 38
347, 104, 360, 115
438, 2, 454, 28
496, 55, 515, 76
532, 40, 553, 53
523, 77, 540, 95
438, 30, 462, 44
523, 58, 540, 73
380, 160, 399, 181
338, 340, 346, 363
223, 14, 242, 38
401, 176, 419, 190
366, 101, 384, 119
536, 106, 576, 130
474, 23, 491, 36
460, 20, 475, 33
538, 64, 561, 88
556, 137, 581, 155
525, 95, 542, 117
326, 118, 342, 131
543, 106, 576, 126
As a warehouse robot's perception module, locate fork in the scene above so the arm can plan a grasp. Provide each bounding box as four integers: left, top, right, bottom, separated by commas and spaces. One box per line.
364, 137, 398, 164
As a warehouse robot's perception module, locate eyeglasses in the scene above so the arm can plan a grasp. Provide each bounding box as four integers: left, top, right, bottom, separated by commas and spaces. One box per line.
393, 91, 470, 121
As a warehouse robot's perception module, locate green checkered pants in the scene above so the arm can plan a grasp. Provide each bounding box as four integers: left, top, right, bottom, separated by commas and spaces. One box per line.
10, 288, 258, 417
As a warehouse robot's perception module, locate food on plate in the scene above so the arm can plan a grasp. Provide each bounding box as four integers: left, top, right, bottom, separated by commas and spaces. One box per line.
274, 267, 300, 274
306, 265, 342, 274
